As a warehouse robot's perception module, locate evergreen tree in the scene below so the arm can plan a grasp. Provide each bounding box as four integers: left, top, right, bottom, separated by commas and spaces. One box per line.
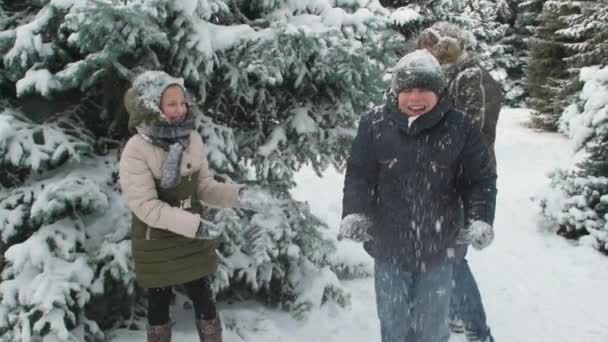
516, 0, 544, 33
560, 0, 608, 68
557, 0, 608, 93
386, 0, 467, 40
527, 0, 580, 131
502, 0, 544, 105
545, 0, 608, 251
484, 0, 529, 105
463, 0, 523, 103
0, 0, 401, 340
541, 65, 608, 253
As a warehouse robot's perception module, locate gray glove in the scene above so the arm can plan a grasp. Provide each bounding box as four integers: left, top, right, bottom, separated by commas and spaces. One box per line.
236, 186, 275, 212
456, 220, 494, 250
194, 219, 222, 240
338, 213, 373, 242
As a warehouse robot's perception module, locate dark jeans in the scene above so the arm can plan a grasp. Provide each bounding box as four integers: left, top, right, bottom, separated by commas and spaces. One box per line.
147, 276, 217, 325
451, 246, 492, 340
374, 260, 453, 342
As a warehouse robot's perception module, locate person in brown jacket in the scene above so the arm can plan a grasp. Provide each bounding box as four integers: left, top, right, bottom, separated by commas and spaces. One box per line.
418, 22, 502, 154
119, 71, 269, 342
417, 22, 503, 342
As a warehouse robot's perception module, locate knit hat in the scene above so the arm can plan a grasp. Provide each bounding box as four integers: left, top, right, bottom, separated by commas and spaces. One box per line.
123, 71, 195, 189
124, 71, 190, 133
417, 22, 467, 64
390, 49, 446, 96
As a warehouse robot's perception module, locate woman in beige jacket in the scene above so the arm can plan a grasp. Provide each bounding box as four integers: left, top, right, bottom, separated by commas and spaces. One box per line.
119, 71, 267, 342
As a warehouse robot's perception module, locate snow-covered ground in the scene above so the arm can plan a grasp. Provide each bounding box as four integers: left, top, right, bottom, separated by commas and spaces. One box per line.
111, 108, 608, 341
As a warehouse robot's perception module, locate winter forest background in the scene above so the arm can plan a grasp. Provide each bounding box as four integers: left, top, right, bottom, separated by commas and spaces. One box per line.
0, 0, 607, 341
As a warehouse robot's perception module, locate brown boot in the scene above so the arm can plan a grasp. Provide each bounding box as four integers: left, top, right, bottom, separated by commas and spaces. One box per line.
195, 317, 223, 342
147, 322, 171, 342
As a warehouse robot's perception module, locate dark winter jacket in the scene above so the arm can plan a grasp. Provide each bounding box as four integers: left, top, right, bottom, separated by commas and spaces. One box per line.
444, 57, 502, 149
342, 95, 497, 271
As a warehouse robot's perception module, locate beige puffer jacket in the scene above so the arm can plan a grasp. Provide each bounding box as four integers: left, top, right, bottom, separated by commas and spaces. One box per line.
119, 131, 242, 239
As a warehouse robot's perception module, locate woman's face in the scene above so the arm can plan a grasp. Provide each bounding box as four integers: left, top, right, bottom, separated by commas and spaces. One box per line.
160, 85, 188, 123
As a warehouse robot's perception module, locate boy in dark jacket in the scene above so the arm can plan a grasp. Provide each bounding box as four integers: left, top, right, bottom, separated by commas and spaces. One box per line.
339, 49, 497, 342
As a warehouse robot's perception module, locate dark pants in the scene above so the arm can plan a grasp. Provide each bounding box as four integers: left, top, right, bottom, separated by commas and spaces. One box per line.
147, 276, 217, 325
451, 246, 492, 340
374, 260, 453, 342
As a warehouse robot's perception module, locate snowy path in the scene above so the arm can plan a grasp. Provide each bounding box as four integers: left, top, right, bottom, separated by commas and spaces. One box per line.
112, 109, 608, 341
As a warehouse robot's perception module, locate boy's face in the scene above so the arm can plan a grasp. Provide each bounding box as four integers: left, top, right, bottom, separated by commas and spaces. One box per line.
398, 88, 439, 117
160, 85, 188, 123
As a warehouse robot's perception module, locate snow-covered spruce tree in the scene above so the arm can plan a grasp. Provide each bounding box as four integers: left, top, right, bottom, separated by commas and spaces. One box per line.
507, 0, 544, 105
527, 0, 581, 131
516, 0, 544, 32
539, 2, 608, 252
540, 66, 608, 253
0, 0, 401, 340
384, 0, 467, 41
461, 0, 525, 104
483, 0, 529, 105
557, 0, 608, 87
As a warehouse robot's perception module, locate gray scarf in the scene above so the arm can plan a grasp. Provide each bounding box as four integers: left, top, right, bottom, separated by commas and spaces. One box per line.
136, 117, 195, 189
